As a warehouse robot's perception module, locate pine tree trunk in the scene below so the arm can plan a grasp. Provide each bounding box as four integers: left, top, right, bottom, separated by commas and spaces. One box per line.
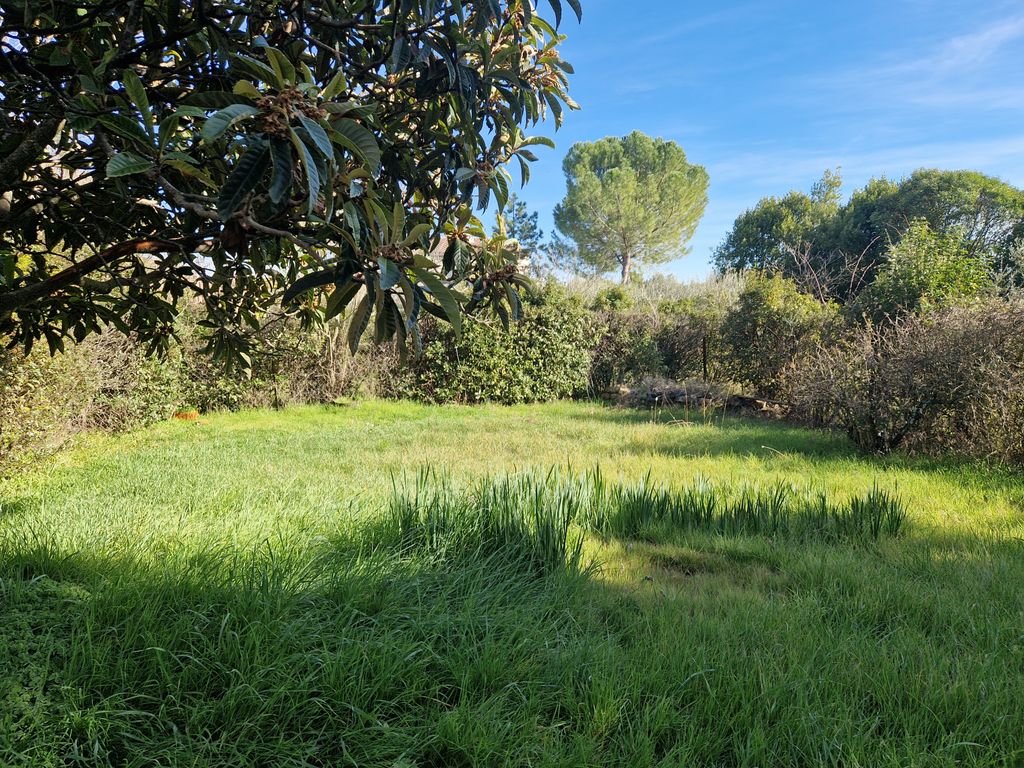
620, 253, 632, 284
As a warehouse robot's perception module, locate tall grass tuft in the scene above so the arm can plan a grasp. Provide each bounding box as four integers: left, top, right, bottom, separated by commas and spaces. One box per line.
386, 469, 587, 576
593, 474, 907, 542
845, 482, 909, 539
387, 469, 908, 571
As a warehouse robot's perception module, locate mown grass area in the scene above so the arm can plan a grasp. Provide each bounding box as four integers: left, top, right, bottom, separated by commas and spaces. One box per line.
2, 400, 1023, 766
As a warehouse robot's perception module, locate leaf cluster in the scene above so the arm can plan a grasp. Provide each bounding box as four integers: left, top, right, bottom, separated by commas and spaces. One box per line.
0, 0, 581, 366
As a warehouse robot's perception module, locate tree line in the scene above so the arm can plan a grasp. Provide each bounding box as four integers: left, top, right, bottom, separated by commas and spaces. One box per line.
530, 161, 1024, 309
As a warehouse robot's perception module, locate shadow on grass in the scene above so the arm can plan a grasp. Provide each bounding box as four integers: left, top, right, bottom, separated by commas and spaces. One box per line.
620, 427, 853, 461
592, 407, 1024, 502
0, 497, 32, 519
4, 514, 1024, 767
0, 524, 599, 767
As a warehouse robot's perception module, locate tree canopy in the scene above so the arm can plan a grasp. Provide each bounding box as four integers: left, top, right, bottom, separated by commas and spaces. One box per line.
0, 0, 581, 365
715, 169, 1024, 302
553, 131, 708, 283
713, 170, 842, 297
828, 169, 1024, 274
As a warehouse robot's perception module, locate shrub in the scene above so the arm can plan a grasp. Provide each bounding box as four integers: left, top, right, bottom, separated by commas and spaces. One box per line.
563, 272, 744, 314
0, 333, 183, 473
177, 314, 407, 411
655, 311, 725, 381
785, 301, 1024, 460
1, 346, 93, 473
851, 220, 993, 323
588, 311, 664, 393
652, 280, 740, 382
81, 333, 183, 431
0, 312, 405, 474
590, 285, 634, 311
562, 274, 742, 394
410, 285, 591, 404
149, 299, 411, 413
720, 274, 839, 397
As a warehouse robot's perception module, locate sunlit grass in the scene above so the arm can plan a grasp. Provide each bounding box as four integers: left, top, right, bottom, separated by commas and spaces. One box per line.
2, 401, 1023, 766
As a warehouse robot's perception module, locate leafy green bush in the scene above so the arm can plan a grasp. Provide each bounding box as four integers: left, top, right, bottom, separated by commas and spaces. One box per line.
1, 347, 93, 473
0, 333, 184, 474
174, 308, 407, 411
80, 333, 183, 431
556, 275, 744, 393
590, 285, 634, 311
720, 274, 839, 397
654, 307, 729, 382
648, 278, 739, 383
0, 313, 405, 474
410, 285, 591, 404
588, 311, 664, 393
851, 220, 992, 322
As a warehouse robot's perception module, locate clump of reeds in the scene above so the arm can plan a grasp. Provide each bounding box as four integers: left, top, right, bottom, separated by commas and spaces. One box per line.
385, 469, 909, 575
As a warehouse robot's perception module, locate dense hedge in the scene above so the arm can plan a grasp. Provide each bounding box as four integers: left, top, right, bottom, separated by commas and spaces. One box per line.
1, 336, 181, 473
720, 274, 840, 398
409, 286, 592, 404
588, 311, 664, 393
5, 272, 1023, 472
587, 278, 739, 393
0, 314, 401, 474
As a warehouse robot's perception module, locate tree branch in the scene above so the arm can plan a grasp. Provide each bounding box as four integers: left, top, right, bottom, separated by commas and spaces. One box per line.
0, 119, 62, 198
0, 237, 197, 317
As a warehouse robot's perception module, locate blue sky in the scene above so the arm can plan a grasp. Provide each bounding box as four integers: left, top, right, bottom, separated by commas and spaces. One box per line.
518, 0, 1024, 279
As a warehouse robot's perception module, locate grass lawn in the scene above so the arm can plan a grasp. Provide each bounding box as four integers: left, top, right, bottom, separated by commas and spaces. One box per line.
2, 400, 1023, 766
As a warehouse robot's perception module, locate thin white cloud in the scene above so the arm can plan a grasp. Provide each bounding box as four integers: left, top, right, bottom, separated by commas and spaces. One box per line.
632, 3, 761, 48
934, 14, 1024, 71
806, 12, 1024, 114
707, 134, 1024, 187
908, 85, 1024, 110
850, 13, 1024, 79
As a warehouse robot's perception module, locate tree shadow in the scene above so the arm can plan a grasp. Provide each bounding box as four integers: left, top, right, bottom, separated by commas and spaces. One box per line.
4, 506, 1024, 767
574, 404, 824, 453
578, 406, 1024, 500
565, 404, 858, 460
620, 428, 853, 461
0, 526, 593, 766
